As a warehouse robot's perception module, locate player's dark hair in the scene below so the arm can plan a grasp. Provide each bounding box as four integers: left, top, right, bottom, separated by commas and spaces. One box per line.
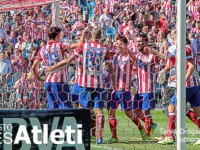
93, 28, 102, 40
186, 37, 191, 45
137, 33, 148, 42
119, 36, 128, 45
48, 27, 61, 40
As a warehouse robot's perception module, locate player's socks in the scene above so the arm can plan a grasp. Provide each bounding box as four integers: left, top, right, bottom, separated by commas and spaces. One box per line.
109, 117, 117, 139
165, 113, 176, 139
192, 116, 200, 145
97, 114, 105, 140
197, 116, 200, 134
186, 109, 198, 126
145, 115, 153, 136
91, 114, 96, 137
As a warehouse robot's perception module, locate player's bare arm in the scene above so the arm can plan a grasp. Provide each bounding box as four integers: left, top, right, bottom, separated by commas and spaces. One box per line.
78, 26, 93, 45
150, 48, 167, 60
107, 62, 116, 91
46, 54, 76, 72
31, 59, 44, 82
127, 47, 136, 62
186, 59, 195, 81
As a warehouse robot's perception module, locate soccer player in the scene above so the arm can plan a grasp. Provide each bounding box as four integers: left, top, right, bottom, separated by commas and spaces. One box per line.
45, 27, 116, 144
157, 29, 200, 145
106, 37, 147, 143
32, 27, 74, 109
132, 34, 160, 139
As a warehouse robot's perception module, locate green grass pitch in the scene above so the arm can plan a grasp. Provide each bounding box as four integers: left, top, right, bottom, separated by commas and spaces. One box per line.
91, 110, 200, 150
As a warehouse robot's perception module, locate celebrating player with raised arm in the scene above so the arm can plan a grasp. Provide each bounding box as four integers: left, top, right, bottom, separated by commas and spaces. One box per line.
132, 34, 160, 139
106, 36, 147, 143
45, 27, 116, 144
32, 27, 76, 109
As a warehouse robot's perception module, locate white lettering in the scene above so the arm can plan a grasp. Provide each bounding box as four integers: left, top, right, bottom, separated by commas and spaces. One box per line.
31, 126, 42, 144
65, 126, 76, 144
14, 125, 31, 144
50, 129, 64, 144
3, 132, 12, 144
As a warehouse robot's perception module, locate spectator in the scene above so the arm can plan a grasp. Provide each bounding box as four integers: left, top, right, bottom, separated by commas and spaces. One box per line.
119, 17, 128, 35
9, 31, 17, 45
14, 71, 31, 109
0, 52, 12, 100
156, 12, 169, 34
0, 20, 7, 40
15, 35, 23, 50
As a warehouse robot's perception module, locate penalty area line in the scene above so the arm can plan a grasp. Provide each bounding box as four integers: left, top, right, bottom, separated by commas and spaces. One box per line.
91, 144, 123, 150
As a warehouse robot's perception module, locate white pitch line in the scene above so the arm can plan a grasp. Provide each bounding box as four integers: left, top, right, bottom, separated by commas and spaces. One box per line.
91, 144, 123, 150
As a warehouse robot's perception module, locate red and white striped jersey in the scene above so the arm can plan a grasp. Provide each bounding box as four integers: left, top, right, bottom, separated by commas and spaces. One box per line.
15, 78, 29, 95
71, 5, 79, 20
35, 27, 47, 40
136, 52, 159, 93
26, 27, 38, 40
108, 0, 119, 13
108, 0, 115, 13
113, 53, 134, 91
73, 41, 114, 88
196, 56, 200, 71
36, 40, 71, 83
128, 42, 138, 55
94, 4, 105, 16
187, 1, 199, 13
129, 0, 139, 5
168, 45, 200, 87
71, 56, 81, 84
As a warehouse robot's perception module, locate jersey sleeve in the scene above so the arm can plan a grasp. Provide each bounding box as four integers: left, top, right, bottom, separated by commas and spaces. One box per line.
73, 43, 84, 58
167, 56, 176, 67
60, 42, 72, 52
186, 46, 193, 62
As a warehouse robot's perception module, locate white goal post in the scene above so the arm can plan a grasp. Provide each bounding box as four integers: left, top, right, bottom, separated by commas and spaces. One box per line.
177, 0, 186, 150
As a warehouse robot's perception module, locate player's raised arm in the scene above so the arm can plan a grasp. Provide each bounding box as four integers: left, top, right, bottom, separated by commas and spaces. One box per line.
32, 59, 44, 82
106, 60, 116, 91
46, 43, 84, 72
150, 48, 167, 60
185, 52, 195, 81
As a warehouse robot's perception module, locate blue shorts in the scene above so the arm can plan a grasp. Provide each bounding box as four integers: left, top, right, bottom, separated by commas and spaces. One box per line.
44, 82, 72, 109
171, 86, 200, 108
107, 90, 132, 111
70, 83, 79, 103
133, 93, 156, 110
79, 87, 106, 108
